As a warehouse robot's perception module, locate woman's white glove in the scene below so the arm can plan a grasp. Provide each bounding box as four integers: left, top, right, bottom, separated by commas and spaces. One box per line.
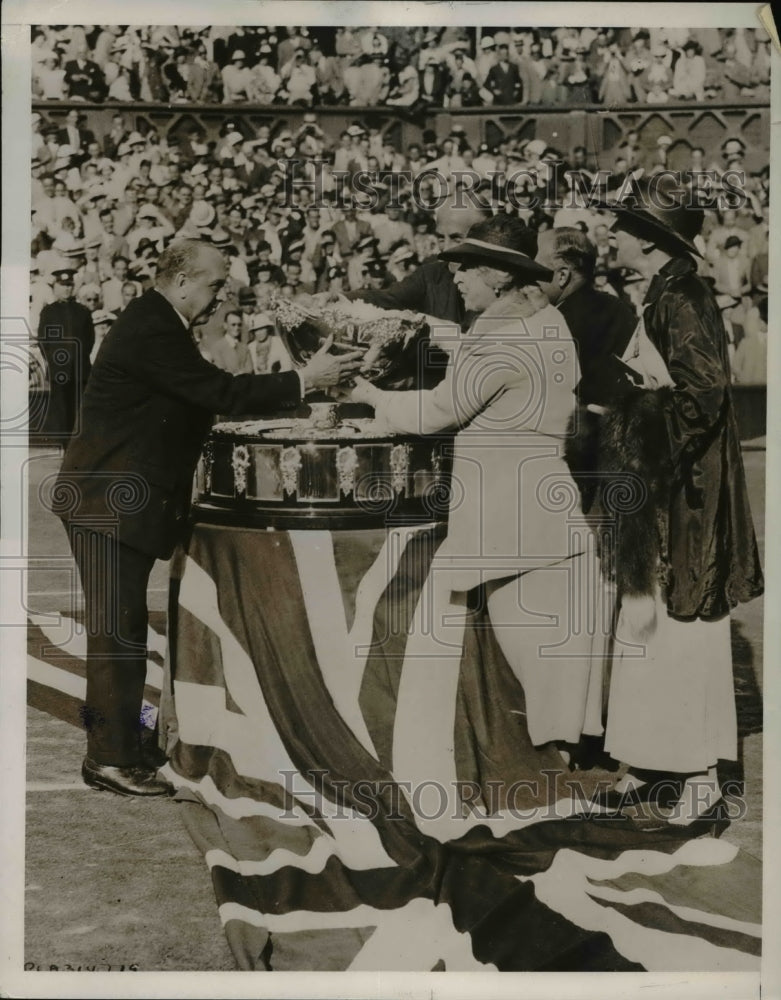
350, 375, 380, 407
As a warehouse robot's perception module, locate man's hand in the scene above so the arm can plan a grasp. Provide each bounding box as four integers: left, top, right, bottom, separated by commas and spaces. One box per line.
300, 335, 363, 391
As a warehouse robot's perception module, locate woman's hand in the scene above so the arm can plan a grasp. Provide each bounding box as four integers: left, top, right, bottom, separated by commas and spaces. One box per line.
620, 594, 657, 644
350, 376, 379, 407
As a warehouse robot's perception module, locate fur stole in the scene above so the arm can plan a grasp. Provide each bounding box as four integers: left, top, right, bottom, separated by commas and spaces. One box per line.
565, 388, 673, 598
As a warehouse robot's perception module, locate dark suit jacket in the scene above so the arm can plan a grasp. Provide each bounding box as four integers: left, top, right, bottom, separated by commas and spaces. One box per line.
56, 289, 301, 559
485, 61, 522, 103
557, 283, 637, 403
347, 258, 464, 389
348, 258, 465, 327
36, 299, 95, 438
63, 58, 107, 101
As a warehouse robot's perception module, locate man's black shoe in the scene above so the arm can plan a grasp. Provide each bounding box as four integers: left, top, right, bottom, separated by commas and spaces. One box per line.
81, 757, 173, 797
140, 742, 169, 769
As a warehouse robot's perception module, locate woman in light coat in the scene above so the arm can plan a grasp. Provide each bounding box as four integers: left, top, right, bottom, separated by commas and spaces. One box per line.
352, 217, 608, 839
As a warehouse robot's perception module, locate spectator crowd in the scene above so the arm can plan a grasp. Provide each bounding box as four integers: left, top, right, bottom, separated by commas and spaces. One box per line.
32, 24, 771, 107
29, 26, 769, 387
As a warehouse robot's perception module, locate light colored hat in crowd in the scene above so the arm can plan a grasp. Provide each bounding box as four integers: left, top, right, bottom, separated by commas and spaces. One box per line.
55, 144, 76, 160
191, 141, 208, 156
260, 183, 277, 198
209, 229, 233, 249
127, 131, 146, 146
656, 134, 673, 147
226, 131, 244, 146
84, 235, 104, 250
189, 162, 209, 177
231, 49, 247, 61
61, 242, 87, 259
356, 234, 379, 253
480, 35, 496, 50
287, 238, 305, 255
189, 200, 216, 228
137, 205, 160, 219
117, 141, 133, 156
346, 124, 365, 137
388, 245, 415, 268
84, 185, 108, 202
525, 138, 548, 158
93, 310, 117, 326
249, 311, 274, 331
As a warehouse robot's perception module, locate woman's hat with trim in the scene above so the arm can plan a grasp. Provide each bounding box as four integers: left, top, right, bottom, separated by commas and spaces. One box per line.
594, 174, 704, 257
439, 231, 554, 281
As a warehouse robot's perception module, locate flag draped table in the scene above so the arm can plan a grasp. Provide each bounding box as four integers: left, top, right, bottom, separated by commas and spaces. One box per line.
156, 522, 761, 972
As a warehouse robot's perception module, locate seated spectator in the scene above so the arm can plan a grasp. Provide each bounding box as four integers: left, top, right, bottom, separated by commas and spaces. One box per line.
597, 43, 632, 103
387, 63, 420, 107
210, 310, 251, 373
418, 54, 450, 106
280, 47, 316, 105
731, 297, 767, 384
712, 235, 752, 298
247, 312, 293, 373
64, 41, 107, 101
671, 39, 706, 100
485, 41, 523, 103
222, 49, 254, 103
33, 49, 67, 98
250, 44, 282, 103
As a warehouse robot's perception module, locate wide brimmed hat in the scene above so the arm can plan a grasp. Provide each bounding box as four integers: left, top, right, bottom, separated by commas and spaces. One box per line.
439, 235, 553, 282
594, 175, 704, 257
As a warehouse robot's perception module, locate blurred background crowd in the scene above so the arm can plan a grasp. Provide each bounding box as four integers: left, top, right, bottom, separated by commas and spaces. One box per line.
32, 24, 771, 107
30, 23, 769, 393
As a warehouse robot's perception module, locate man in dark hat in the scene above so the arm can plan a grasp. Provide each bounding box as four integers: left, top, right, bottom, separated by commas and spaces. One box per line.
34, 267, 95, 442
578, 176, 764, 818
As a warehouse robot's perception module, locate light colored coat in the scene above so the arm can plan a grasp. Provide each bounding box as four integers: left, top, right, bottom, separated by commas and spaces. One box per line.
372, 293, 583, 587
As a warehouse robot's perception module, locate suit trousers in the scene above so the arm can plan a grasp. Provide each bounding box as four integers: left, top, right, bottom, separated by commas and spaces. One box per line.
67, 525, 155, 766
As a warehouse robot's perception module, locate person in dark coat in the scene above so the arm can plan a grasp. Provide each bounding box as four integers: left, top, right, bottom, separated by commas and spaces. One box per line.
345, 195, 493, 387
535, 227, 638, 405
484, 42, 523, 103
35, 268, 95, 442
571, 177, 763, 827
63, 42, 107, 101
54, 238, 362, 797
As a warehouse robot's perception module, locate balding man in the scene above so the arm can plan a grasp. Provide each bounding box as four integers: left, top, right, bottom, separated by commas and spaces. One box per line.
56, 239, 362, 796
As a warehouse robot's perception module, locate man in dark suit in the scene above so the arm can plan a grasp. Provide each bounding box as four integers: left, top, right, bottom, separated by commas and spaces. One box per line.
35, 267, 95, 442
485, 42, 523, 104
63, 42, 107, 101
57, 109, 94, 159
535, 227, 637, 404
55, 239, 362, 796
